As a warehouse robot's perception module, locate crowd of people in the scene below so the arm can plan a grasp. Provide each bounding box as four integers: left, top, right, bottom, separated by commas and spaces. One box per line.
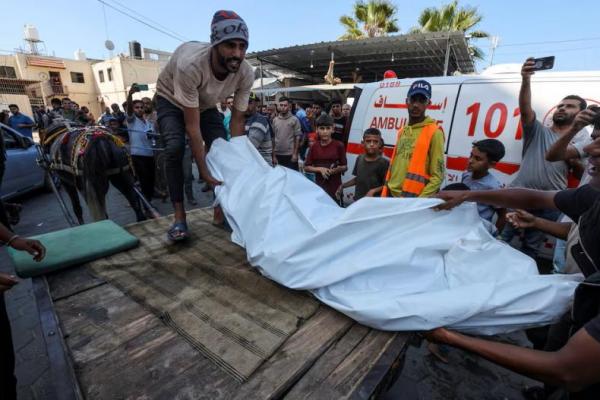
1, 8, 600, 400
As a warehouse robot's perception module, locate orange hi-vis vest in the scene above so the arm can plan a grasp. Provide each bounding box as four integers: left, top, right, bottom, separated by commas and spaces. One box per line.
381, 123, 439, 198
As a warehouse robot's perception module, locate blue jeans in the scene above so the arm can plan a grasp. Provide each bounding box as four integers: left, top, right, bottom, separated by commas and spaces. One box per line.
500, 208, 561, 259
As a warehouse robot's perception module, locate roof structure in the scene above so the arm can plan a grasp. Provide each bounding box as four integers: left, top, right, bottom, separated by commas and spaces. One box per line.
247, 31, 475, 84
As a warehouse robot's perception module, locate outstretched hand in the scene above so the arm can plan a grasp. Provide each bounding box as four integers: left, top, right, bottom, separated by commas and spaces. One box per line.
433, 190, 469, 211
203, 174, 223, 189
0, 272, 19, 293
11, 237, 46, 262
521, 58, 536, 79
572, 107, 600, 132
423, 327, 454, 344
507, 209, 536, 229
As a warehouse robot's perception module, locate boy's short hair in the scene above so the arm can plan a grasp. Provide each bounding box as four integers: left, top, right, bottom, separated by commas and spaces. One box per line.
8, 104, 18, 109
279, 96, 289, 103
473, 139, 505, 163
51, 98, 62, 106
363, 128, 382, 138
316, 114, 334, 127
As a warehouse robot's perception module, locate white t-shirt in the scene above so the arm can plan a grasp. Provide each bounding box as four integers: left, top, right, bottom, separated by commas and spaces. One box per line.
156, 42, 254, 112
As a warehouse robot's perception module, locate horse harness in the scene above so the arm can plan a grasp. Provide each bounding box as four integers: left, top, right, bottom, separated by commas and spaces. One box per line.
43, 125, 135, 178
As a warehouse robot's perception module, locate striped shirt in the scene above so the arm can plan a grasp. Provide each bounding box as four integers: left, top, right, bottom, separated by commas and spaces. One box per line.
245, 113, 273, 166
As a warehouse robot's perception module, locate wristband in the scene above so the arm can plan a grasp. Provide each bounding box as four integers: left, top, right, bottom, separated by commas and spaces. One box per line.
6, 234, 20, 247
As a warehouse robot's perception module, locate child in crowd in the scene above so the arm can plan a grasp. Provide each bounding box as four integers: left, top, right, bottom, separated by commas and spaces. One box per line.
304, 115, 347, 200
461, 139, 507, 230
336, 128, 389, 202
302, 132, 318, 182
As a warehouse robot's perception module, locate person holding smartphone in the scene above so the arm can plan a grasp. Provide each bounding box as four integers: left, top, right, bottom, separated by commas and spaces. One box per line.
499, 57, 589, 259
126, 84, 156, 211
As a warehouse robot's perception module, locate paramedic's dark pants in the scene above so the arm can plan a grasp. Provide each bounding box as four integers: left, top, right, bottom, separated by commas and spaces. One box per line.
275, 155, 299, 171
156, 96, 226, 203
1, 294, 17, 400
132, 155, 155, 202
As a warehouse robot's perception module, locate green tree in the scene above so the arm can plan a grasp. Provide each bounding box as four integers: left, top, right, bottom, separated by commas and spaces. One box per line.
410, 0, 489, 59
339, 0, 400, 40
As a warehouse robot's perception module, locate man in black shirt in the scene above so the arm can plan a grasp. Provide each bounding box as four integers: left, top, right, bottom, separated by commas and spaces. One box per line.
432, 107, 600, 397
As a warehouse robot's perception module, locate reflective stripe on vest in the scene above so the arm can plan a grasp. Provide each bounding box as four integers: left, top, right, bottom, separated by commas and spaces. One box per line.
400, 123, 438, 197
381, 123, 438, 198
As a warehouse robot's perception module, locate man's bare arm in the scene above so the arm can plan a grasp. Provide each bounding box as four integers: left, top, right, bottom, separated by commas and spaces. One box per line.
435, 188, 558, 211
230, 107, 245, 138
183, 107, 220, 186
519, 58, 536, 127
427, 327, 600, 392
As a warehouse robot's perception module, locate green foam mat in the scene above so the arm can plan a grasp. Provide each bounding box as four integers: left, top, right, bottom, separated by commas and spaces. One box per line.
8, 220, 139, 278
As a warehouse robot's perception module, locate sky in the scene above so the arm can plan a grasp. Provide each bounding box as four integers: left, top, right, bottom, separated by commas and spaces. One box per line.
1, 0, 599, 72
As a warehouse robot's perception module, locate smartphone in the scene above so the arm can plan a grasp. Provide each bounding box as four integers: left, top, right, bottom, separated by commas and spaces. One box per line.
135, 84, 149, 91
531, 56, 555, 71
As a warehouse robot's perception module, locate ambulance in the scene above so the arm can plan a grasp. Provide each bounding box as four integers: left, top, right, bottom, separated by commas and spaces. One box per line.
343, 69, 600, 202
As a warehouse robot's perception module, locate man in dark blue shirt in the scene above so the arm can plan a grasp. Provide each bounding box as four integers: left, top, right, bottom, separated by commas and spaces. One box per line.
7, 105, 34, 139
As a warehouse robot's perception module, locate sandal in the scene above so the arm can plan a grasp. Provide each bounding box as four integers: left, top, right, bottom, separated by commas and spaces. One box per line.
167, 221, 189, 242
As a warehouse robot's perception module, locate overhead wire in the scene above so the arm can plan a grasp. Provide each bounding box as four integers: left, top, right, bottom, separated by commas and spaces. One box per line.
96, 0, 187, 43
101, 0, 189, 42
499, 36, 600, 47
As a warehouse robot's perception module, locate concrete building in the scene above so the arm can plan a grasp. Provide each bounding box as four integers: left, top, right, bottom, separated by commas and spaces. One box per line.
92, 55, 162, 110
0, 39, 169, 118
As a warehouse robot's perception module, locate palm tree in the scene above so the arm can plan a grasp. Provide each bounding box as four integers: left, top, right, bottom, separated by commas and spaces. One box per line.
339, 0, 400, 40
410, 0, 489, 60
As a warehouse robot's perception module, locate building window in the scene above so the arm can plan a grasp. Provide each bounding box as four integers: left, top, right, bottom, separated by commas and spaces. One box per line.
107, 68, 113, 81
99, 70, 105, 83
70, 72, 85, 83
0, 66, 17, 79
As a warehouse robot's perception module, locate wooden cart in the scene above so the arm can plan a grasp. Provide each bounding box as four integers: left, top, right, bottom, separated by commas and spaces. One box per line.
34, 209, 413, 399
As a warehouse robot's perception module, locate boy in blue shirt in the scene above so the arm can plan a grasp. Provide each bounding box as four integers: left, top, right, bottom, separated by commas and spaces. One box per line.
461, 139, 507, 231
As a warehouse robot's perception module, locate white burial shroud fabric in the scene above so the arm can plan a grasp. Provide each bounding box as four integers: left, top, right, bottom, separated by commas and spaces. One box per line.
207, 137, 581, 335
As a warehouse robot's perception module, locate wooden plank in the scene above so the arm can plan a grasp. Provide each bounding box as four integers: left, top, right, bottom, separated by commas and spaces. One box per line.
348, 333, 412, 400
233, 307, 354, 400
47, 265, 105, 301
55, 283, 162, 365
90, 260, 302, 381
76, 324, 239, 399
287, 330, 411, 400
32, 277, 83, 400
86, 217, 321, 381
283, 324, 370, 400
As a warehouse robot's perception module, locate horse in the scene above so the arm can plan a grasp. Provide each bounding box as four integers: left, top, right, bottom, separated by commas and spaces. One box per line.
42, 122, 146, 224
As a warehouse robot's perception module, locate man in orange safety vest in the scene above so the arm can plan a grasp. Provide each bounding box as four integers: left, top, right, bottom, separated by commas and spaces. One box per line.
382, 80, 445, 198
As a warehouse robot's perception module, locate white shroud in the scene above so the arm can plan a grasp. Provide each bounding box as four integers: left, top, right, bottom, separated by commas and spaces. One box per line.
207, 137, 581, 335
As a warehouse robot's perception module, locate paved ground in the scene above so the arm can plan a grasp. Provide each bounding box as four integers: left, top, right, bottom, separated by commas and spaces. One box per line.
2, 167, 539, 399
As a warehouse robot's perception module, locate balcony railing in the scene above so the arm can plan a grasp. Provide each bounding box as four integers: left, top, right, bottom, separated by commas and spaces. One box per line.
42, 80, 68, 97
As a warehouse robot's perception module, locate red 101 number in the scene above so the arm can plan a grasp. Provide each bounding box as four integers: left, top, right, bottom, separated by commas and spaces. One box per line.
466, 102, 522, 140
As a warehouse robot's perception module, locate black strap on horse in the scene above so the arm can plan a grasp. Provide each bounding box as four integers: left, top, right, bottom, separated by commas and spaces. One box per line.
35, 144, 78, 227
